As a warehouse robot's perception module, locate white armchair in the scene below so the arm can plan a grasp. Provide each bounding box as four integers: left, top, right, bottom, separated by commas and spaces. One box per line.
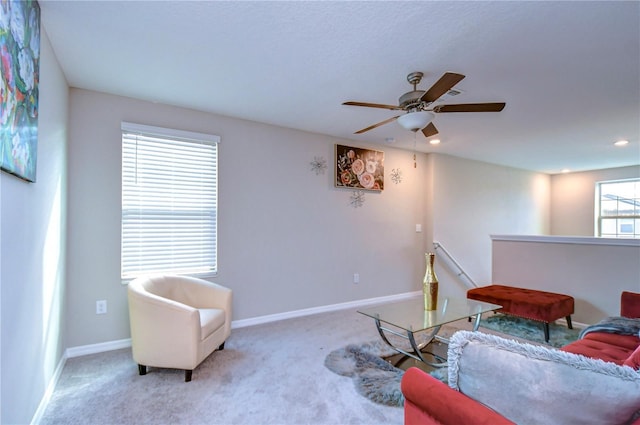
127, 274, 232, 382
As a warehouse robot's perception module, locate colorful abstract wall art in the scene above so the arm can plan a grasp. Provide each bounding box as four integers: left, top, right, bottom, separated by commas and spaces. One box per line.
1, 0, 40, 182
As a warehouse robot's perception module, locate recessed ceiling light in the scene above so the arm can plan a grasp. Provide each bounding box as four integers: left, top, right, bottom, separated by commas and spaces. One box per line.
429, 139, 441, 145
561, 169, 571, 173
614, 140, 629, 146
385, 137, 395, 144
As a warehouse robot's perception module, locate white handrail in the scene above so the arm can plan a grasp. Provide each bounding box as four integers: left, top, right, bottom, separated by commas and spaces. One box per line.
432, 241, 478, 289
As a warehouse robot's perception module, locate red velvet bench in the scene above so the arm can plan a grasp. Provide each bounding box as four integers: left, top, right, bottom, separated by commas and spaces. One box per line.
467, 284, 574, 342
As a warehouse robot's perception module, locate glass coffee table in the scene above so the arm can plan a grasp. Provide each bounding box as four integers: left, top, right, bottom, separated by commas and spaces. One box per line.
358, 297, 502, 368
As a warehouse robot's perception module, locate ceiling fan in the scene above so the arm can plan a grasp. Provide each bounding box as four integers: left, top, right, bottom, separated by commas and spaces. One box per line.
343, 71, 505, 138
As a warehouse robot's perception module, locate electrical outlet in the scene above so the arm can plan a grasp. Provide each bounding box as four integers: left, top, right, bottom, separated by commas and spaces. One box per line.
96, 300, 107, 315
353, 273, 360, 284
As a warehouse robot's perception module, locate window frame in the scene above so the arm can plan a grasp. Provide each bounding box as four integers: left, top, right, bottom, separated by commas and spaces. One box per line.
595, 178, 640, 239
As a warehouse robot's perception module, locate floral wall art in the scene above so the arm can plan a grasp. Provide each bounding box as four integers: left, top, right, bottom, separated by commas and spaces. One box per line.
1, 0, 40, 182
335, 144, 384, 191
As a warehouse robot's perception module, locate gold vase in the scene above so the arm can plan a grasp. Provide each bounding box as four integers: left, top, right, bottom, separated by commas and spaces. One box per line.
423, 252, 439, 311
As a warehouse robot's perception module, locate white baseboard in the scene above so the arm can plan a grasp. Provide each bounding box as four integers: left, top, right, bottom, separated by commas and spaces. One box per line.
231, 290, 421, 328
63, 291, 422, 356
30, 353, 67, 425
557, 317, 588, 330
65, 338, 132, 359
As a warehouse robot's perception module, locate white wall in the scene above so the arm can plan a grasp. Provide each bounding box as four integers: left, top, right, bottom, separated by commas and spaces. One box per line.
428, 154, 550, 297
0, 30, 68, 424
550, 165, 640, 236
65, 94, 555, 350
66, 89, 431, 348
492, 236, 640, 323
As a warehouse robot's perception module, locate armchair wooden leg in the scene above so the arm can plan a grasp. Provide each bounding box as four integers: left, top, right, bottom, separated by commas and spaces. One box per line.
138, 364, 147, 376
185, 370, 193, 382
218, 342, 225, 351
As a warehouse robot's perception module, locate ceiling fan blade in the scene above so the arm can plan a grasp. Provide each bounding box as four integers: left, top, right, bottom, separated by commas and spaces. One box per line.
354, 115, 401, 134
420, 72, 465, 103
433, 102, 506, 113
421, 122, 438, 138
343, 101, 403, 110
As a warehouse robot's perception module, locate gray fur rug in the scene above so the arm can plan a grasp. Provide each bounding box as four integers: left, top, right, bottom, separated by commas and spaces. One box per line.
324, 341, 447, 407
481, 314, 581, 347
324, 315, 582, 407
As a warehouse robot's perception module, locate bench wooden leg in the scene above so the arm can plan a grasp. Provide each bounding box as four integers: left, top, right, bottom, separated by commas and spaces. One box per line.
566, 315, 573, 329
185, 370, 193, 382
138, 364, 147, 376
543, 323, 550, 343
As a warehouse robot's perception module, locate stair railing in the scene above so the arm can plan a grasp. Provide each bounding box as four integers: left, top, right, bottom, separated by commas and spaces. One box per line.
432, 241, 478, 289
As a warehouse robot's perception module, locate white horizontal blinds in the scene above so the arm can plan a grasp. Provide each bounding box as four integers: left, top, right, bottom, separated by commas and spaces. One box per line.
121, 123, 219, 279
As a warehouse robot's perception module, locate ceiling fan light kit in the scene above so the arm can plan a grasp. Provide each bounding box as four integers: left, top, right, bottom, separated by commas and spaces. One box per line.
397, 111, 434, 132
343, 71, 505, 138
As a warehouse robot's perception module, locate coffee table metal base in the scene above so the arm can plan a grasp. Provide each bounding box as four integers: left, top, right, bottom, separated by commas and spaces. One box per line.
384, 339, 448, 372
372, 312, 483, 368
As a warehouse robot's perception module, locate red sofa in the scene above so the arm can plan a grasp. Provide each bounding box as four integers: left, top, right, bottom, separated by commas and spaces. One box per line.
401, 291, 640, 425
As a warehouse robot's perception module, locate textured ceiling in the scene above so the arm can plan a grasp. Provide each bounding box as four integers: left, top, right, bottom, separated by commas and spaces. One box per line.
39, 1, 639, 174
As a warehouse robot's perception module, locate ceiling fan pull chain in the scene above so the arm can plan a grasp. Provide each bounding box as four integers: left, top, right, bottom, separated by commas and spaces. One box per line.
414, 132, 417, 168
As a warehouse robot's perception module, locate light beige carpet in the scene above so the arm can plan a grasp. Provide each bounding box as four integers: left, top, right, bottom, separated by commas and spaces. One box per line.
40, 307, 407, 425
41, 303, 574, 424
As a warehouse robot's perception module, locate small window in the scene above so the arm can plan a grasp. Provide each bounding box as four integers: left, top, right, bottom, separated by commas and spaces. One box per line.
596, 179, 640, 239
121, 122, 219, 279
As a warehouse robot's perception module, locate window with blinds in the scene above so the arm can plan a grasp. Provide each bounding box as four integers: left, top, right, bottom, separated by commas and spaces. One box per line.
121, 122, 219, 279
